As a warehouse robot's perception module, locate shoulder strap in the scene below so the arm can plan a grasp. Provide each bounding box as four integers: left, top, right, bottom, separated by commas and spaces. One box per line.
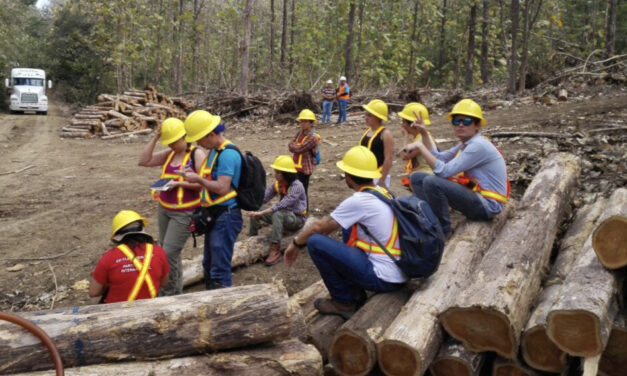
215, 143, 242, 190
357, 223, 397, 263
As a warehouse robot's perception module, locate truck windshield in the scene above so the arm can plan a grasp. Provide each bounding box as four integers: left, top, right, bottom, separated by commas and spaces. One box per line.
12, 78, 44, 86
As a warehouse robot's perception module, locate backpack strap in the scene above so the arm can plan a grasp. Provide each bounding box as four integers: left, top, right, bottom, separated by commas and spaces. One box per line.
357, 223, 397, 264
215, 143, 242, 191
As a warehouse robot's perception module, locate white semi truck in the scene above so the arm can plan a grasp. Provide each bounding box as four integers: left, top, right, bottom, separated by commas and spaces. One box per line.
4, 68, 52, 115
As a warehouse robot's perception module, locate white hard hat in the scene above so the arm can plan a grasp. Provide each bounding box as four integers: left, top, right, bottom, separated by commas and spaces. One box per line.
326, 79, 333, 84
339, 76, 347, 81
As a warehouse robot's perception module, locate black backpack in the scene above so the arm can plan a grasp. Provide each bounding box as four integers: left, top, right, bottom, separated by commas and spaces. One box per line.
219, 144, 266, 211
360, 190, 446, 280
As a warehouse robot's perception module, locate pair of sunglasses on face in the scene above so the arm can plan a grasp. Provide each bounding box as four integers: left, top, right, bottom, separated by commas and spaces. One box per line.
451, 117, 474, 126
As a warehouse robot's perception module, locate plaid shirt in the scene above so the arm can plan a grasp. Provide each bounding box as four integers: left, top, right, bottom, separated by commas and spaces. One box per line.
288, 130, 319, 175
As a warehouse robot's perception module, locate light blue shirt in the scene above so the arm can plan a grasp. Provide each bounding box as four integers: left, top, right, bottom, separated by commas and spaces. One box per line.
205, 147, 241, 208
431, 132, 508, 215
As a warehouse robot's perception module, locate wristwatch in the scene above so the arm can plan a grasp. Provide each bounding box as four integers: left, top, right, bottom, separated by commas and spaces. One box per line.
292, 238, 307, 249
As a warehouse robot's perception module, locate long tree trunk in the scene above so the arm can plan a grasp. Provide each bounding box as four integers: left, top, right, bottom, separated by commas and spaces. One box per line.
152, 0, 164, 85
0, 284, 293, 374
280, 0, 288, 67
288, 0, 295, 74
465, 1, 478, 87
439, 153, 581, 359
507, 0, 520, 93
519, 0, 543, 91
480, 0, 490, 83
592, 188, 627, 269
408, 0, 420, 85
437, 0, 448, 79
8, 339, 322, 376
191, 0, 204, 91
606, 0, 618, 57
355, 0, 364, 83
270, 0, 275, 73
521, 200, 608, 373
429, 339, 484, 376
377, 205, 514, 376
344, 0, 357, 81
239, 0, 254, 95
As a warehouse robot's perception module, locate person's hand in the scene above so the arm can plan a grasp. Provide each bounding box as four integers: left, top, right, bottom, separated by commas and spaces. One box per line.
165, 180, 180, 190
411, 111, 428, 134
247, 211, 264, 219
154, 125, 162, 139
182, 168, 200, 183
284, 243, 299, 267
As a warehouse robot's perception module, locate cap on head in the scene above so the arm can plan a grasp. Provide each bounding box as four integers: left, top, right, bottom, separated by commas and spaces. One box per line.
362, 99, 389, 122
184, 110, 221, 142
336, 145, 382, 179
445, 99, 486, 126
270, 155, 297, 173
398, 102, 431, 125
160, 118, 186, 145
111, 210, 149, 241
297, 109, 317, 122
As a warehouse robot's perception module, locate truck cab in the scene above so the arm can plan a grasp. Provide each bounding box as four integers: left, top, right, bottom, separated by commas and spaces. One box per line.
5, 68, 52, 115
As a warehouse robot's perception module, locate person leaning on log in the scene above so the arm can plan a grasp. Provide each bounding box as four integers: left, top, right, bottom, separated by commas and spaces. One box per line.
397, 102, 436, 190
288, 109, 320, 208
359, 99, 395, 189
284, 146, 407, 320
404, 99, 509, 236
89, 210, 170, 303
138, 118, 206, 296
247, 155, 307, 266
181, 110, 243, 290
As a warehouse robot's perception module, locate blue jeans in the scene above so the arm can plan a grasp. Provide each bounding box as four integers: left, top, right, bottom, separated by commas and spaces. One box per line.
338, 99, 348, 123
203, 207, 242, 286
322, 100, 333, 123
307, 233, 404, 304
410, 172, 490, 235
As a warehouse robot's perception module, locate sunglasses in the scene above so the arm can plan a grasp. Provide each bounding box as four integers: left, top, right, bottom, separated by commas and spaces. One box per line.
451, 117, 474, 126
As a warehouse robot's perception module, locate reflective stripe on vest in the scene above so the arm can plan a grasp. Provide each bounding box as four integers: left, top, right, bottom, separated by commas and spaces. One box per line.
199, 140, 238, 207
117, 244, 157, 301
346, 186, 400, 257
153, 147, 201, 209
359, 126, 385, 171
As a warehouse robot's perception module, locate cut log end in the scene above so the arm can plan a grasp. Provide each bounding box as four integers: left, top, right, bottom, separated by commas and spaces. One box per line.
599, 321, 627, 376
547, 310, 602, 356
521, 326, 568, 373
377, 341, 420, 376
592, 216, 627, 269
329, 330, 374, 376
492, 364, 536, 376
430, 357, 474, 376
439, 307, 516, 359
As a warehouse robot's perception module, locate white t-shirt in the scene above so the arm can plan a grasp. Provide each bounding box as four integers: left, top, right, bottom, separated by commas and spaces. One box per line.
331, 191, 407, 283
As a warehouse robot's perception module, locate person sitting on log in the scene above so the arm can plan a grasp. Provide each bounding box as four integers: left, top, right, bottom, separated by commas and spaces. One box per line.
397, 102, 436, 190
89, 210, 170, 303
404, 99, 509, 236
359, 99, 395, 189
288, 109, 320, 209
284, 146, 407, 319
247, 155, 308, 266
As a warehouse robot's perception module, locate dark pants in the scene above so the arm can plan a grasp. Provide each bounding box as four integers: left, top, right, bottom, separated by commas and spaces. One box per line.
203, 207, 243, 286
297, 171, 311, 212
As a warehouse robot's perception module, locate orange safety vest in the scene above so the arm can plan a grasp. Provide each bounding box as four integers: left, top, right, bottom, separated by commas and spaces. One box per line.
199, 140, 238, 207
273, 181, 307, 216
293, 132, 311, 169
152, 147, 201, 210
447, 143, 510, 204
337, 85, 350, 100
116, 244, 157, 301
359, 126, 386, 171
346, 186, 401, 257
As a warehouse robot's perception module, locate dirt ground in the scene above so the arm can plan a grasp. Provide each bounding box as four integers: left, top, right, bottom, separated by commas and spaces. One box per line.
0, 86, 625, 312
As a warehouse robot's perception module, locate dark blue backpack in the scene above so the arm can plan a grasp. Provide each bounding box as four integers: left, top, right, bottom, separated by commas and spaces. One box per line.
361, 190, 445, 279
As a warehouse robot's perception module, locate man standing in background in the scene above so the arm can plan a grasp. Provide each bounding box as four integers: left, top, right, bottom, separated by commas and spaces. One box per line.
321, 80, 336, 123
336, 76, 350, 124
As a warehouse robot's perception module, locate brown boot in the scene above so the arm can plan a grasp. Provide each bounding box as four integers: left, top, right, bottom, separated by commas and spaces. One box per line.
314, 298, 356, 320
265, 243, 282, 266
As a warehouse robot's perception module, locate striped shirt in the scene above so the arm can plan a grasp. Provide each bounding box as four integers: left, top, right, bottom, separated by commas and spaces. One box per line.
322, 88, 336, 100
263, 180, 307, 217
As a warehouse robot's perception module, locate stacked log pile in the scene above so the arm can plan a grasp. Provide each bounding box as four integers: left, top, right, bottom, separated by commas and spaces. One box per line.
62, 85, 194, 139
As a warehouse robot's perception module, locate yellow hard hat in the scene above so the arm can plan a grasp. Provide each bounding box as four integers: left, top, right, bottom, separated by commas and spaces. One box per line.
362, 99, 389, 122
297, 109, 317, 122
446, 99, 487, 126
270, 155, 297, 173
398, 102, 431, 125
336, 146, 382, 179
111, 210, 148, 240
184, 110, 221, 142
160, 118, 186, 145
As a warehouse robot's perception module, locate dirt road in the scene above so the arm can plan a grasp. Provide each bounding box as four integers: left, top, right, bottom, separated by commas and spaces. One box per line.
1, 88, 625, 312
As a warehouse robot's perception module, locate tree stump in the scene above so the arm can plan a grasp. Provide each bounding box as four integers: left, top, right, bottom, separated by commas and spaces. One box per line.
521, 200, 607, 372
439, 153, 581, 359
429, 339, 484, 376
592, 188, 627, 269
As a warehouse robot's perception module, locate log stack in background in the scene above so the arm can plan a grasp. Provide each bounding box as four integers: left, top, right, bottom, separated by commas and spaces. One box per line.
62, 85, 194, 139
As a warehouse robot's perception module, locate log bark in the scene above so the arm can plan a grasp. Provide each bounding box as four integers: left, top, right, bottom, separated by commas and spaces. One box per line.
107, 110, 130, 120
429, 339, 484, 376
599, 312, 627, 376
290, 280, 329, 323
546, 192, 625, 357
521, 200, 607, 372
8, 339, 323, 376
329, 289, 412, 376
377, 205, 515, 376
306, 314, 345, 363
0, 284, 293, 374
439, 153, 581, 359
592, 189, 627, 269
492, 357, 540, 376
100, 129, 152, 139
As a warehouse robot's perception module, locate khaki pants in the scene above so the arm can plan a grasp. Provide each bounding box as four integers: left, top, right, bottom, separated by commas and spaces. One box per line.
157, 205, 192, 296
250, 209, 305, 244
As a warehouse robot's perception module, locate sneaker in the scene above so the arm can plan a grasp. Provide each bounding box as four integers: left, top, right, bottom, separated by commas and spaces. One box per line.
314, 298, 356, 320
205, 278, 225, 290
264, 243, 282, 266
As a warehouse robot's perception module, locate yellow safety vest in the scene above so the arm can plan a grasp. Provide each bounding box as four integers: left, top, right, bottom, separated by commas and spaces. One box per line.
153, 147, 201, 210
199, 140, 238, 207
116, 244, 157, 301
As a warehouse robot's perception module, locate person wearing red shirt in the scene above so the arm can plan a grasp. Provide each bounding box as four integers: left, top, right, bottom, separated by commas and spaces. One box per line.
89, 210, 170, 304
